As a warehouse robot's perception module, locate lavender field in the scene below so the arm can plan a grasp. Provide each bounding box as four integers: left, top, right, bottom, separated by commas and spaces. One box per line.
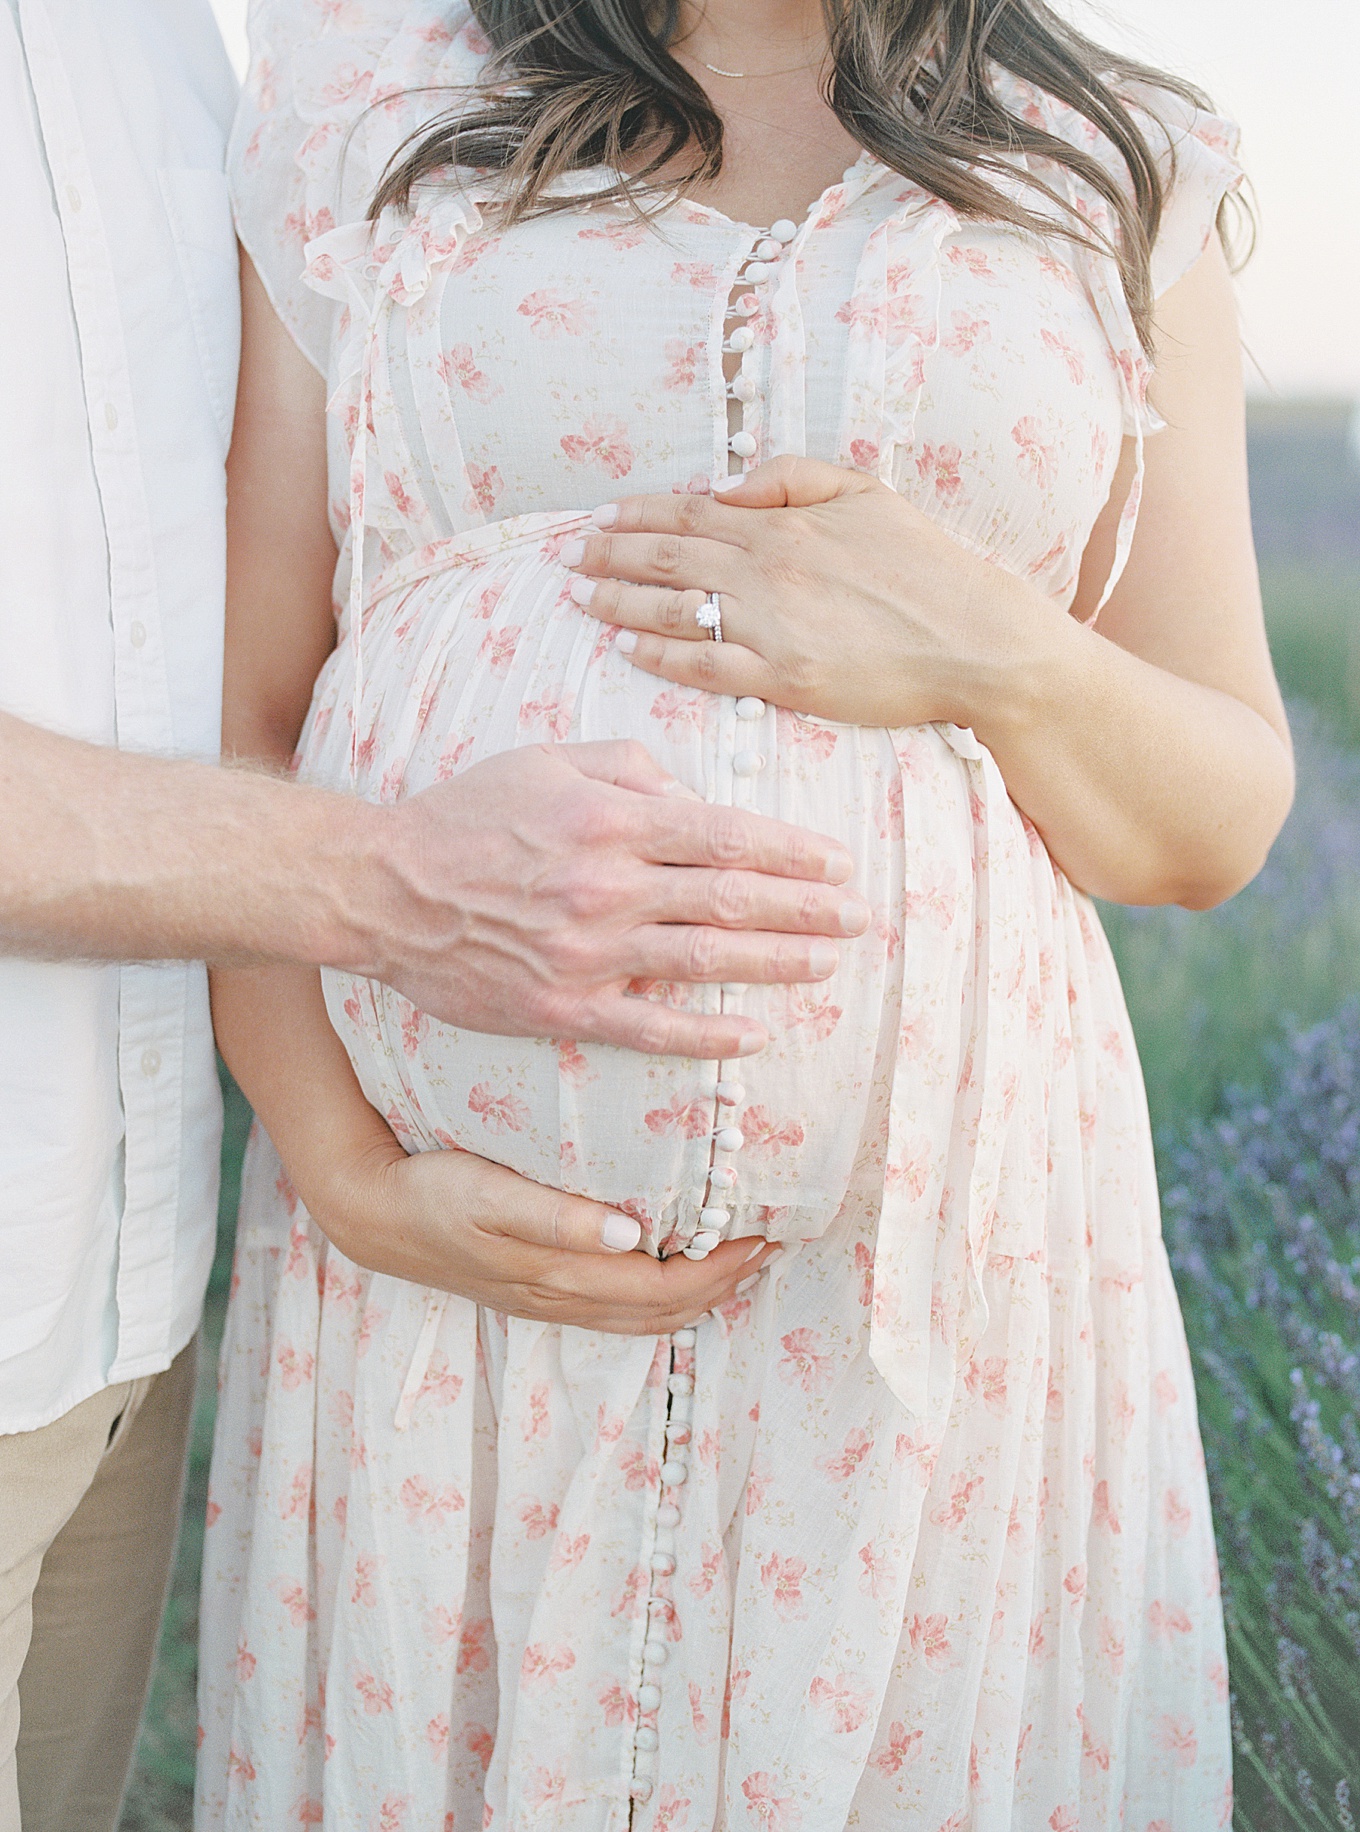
120, 403, 1360, 1830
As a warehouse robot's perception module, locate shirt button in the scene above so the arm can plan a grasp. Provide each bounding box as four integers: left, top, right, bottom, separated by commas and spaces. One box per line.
710, 1164, 738, 1191
660, 1457, 689, 1484
631, 1781, 654, 1804
673, 1327, 697, 1348
141, 1047, 161, 1078
668, 1373, 695, 1397
637, 1683, 662, 1712
755, 238, 782, 260
714, 1125, 745, 1153
636, 1726, 661, 1751
65, 184, 82, 212
642, 1639, 669, 1668
730, 376, 756, 403
770, 217, 798, 243
691, 1230, 722, 1255
732, 749, 765, 776
729, 431, 757, 459
701, 1201, 732, 1225
744, 259, 778, 281
129, 621, 147, 649
735, 696, 766, 720
104, 402, 118, 431
726, 326, 754, 353
657, 1503, 682, 1528
650, 1551, 676, 1576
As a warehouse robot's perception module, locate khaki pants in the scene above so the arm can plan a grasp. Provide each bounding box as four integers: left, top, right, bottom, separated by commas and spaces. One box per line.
0, 1337, 197, 1832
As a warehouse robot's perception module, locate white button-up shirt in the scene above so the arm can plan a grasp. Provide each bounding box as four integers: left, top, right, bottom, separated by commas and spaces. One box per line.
0, 0, 238, 1433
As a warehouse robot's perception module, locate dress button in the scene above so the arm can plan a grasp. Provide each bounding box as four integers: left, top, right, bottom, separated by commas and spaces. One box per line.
732, 750, 765, 776
755, 238, 782, 260
729, 430, 757, 459
636, 1727, 660, 1752
631, 1781, 654, 1803
735, 695, 766, 720
668, 1373, 695, 1397
710, 1164, 738, 1191
140, 1046, 161, 1078
657, 1502, 682, 1528
770, 217, 799, 242
714, 1125, 745, 1153
651, 1551, 677, 1576
637, 1682, 663, 1713
129, 621, 148, 650
666, 1424, 691, 1448
643, 1638, 669, 1667
689, 1230, 722, 1255
743, 259, 778, 281
730, 375, 756, 403
726, 326, 754, 352
700, 1202, 732, 1225
674, 1327, 697, 1348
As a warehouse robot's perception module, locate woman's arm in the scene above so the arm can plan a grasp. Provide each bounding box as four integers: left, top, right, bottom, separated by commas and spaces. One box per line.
214, 253, 778, 1327
562, 239, 1292, 909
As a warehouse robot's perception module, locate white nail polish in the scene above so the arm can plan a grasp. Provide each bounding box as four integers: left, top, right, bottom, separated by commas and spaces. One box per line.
616, 629, 638, 655
591, 503, 619, 528
560, 537, 586, 566
601, 1212, 642, 1252
569, 575, 597, 605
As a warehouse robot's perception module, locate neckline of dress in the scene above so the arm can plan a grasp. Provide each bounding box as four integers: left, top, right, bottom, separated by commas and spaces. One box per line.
602, 147, 884, 236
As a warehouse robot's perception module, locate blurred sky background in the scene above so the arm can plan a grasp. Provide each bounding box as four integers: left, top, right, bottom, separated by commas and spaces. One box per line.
208, 0, 1356, 398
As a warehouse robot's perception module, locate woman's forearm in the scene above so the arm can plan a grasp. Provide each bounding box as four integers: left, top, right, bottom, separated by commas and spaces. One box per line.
958, 575, 1294, 908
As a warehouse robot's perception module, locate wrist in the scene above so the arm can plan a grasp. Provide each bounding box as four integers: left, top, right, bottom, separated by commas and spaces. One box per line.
295, 789, 406, 979
949, 559, 1079, 744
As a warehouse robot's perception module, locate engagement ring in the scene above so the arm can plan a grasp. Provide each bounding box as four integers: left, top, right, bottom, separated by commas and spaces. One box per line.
696, 593, 724, 642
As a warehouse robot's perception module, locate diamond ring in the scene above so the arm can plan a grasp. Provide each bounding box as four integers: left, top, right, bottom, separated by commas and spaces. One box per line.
695, 593, 723, 642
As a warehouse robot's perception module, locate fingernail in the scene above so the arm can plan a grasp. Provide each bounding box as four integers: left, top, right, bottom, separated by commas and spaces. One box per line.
569, 575, 597, 606
743, 1238, 769, 1262
808, 942, 840, 978
662, 776, 704, 800
601, 1212, 642, 1252
735, 1273, 761, 1295
732, 1024, 767, 1056
591, 503, 619, 529
840, 897, 870, 935
560, 537, 586, 566
615, 628, 638, 655
824, 848, 854, 884
712, 475, 745, 494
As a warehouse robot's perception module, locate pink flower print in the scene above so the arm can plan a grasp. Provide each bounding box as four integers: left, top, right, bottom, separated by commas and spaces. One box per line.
399, 1475, 466, 1527
1063, 1563, 1087, 1603
415, 1352, 462, 1410
655, 1783, 692, 1830
274, 1580, 314, 1627
688, 1679, 715, 1743
946, 243, 994, 280
520, 1643, 576, 1686
556, 1039, 595, 1085
1164, 1487, 1192, 1538
424, 1713, 449, 1759
884, 1141, 934, 1201
525, 1766, 567, 1810
808, 1673, 873, 1734
908, 1612, 954, 1670
818, 1429, 874, 1483
1155, 1715, 1199, 1769
777, 1327, 835, 1394
457, 1617, 492, 1675
517, 289, 592, 336
397, 1000, 428, 1060
663, 339, 702, 391
578, 217, 652, 248
1028, 1610, 1050, 1661
350, 1552, 379, 1609
781, 712, 839, 760
354, 1670, 394, 1716
226, 1745, 256, 1786
834, 290, 883, 337
645, 1093, 712, 1139
650, 686, 705, 736
275, 1341, 315, 1391
437, 343, 497, 402
427, 1603, 460, 1644
740, 1104, 805, 1157
517, 695, 574, 739
621, 1444, 660, 1491
516, 1497, 560, 1540
233, 1635, 257, 1681
1012, 416, 1056, 488
560, 416, 634, 480
464, 462, 503, 515
894, 1431, 939, 1484
688, 1542, 724, 1598
598, 1680, 637, 1727
1147, 1599, 1193, 1639
280, 1463, 311, 1521
383, 470, 419, 521
929, 1471, 985, 1532
1046, 1372, 1065, 1420
845, 438, 879, 473
295, 1800, 323, 1826
781, 984, 842, 1039
1040, 327, 1086, 384
915, 442, 965, 503
740, 1770, 801, 1831
1048, 1810, 1079, 1832
760, 1552, 807, 1620
275, 1167, 301, 1216
548, 1531, 590, 1572
1209, 1659, 1229, 1703
1154, 1369, 1179, 1413
467, 1082, 530, 1133
853, 1241, 874, 1310
963, 1354, 1009, 1413
869, 1721, 922, 1775
523, 1382, 551, 1440
670, 260, 720, 290
1098, 1614, 1125, 1674
1092, 1478, 1123, 1534
1026, 535, 1070, 582
471, 579, 506, 621
610, 1563, 648, 1621
941, 310, 990, 353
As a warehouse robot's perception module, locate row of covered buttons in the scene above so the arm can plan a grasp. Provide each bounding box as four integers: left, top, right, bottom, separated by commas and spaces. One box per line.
630, 1329, 698, 1801
722, 220, 797, 462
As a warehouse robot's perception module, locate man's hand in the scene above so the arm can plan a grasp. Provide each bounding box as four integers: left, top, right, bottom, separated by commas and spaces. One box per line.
362, 739, 869, 1058
321, 1136, 780, 1335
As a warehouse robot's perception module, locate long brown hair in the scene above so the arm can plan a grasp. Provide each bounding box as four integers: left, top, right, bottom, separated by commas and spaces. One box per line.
371, 0, 1230, 350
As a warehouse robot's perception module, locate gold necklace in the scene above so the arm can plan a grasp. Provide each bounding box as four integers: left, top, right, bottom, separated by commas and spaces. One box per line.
698, 54, 821, 78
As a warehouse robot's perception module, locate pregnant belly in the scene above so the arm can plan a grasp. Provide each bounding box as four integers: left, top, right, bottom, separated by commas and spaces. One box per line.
302, 514, 980, 1253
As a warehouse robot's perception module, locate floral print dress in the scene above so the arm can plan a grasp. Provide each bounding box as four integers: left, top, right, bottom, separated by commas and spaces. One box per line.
198, 6, 1244, 1828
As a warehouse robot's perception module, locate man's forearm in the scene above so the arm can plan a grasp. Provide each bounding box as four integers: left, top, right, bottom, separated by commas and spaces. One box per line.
0, 710, 383, 969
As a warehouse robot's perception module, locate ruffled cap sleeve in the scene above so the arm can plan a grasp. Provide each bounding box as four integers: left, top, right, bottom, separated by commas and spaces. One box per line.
1137, 92, 1243, 298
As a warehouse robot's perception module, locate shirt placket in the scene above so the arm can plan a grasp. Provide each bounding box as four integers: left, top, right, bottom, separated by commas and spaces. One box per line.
19, 0, 187, 1378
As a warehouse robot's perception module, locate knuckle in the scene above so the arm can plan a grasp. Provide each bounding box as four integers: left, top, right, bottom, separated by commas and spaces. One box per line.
684, 925, 723, 979
709, 869, 751, 927
659, 593, 689, 633
704, 807, 749, 868
675, 494, 709, 535
630, 1008, 675, 1056
652, 535, 683, 578
691, 640, 721, 686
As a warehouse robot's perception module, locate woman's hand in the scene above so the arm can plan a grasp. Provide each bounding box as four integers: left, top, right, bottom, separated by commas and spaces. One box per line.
562, 456, 1035, 729
314, 1132, 780, 1337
